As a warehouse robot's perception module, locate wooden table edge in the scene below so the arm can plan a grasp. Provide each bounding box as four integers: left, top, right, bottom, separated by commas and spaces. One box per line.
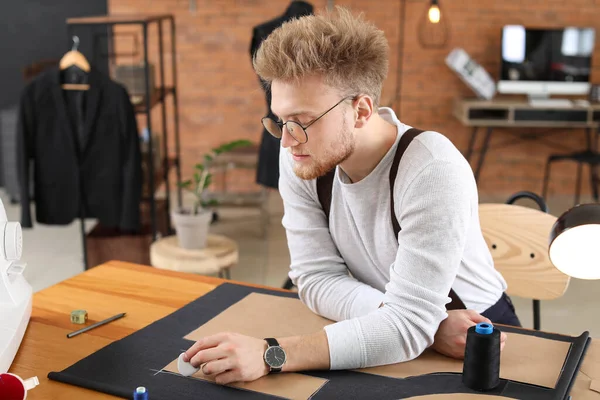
95, 260, 292, 293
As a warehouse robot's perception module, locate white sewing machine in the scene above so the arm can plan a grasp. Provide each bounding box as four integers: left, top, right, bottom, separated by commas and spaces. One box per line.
0, 198, 31, 373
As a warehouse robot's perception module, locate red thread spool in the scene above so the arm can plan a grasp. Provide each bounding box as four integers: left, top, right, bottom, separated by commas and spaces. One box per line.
0, 373, 26, 400
0, 373, 39, 400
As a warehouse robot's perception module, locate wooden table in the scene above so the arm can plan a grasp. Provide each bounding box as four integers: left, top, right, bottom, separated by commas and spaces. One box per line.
7, 261, 600, 399
7, 261, 278, 399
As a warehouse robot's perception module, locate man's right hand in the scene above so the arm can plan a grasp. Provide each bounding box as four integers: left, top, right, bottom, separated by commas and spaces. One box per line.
430, 310, 507, 359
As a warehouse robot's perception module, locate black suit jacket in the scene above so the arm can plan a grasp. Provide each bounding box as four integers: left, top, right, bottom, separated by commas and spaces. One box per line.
250, 1, 314, 189
17, 67, 142, 231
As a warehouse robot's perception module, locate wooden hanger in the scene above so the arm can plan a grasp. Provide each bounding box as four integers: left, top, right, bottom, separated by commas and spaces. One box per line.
60, 36, 90, 91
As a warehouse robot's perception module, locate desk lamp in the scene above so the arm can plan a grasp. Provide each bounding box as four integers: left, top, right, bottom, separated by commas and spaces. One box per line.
549, 203, 600, 280
0, 198, 32, 373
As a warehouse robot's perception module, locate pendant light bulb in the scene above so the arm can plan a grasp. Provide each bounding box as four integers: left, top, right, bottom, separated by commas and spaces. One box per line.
428, 4, 441, 24
418, 0, 449, 49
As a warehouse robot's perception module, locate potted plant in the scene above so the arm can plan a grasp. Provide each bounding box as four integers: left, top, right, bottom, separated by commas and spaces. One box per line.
172, 139, 253, 250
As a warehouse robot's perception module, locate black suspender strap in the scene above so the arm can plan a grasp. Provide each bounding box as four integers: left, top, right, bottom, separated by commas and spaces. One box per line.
316, 168, 335, 224
389, 128, 423, 236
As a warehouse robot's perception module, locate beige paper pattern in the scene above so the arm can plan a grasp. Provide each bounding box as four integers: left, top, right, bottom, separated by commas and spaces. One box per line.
163, 292, 573, 399
568, 339, 600, 399
164, 293, 333, 400
185, 293, 334, 341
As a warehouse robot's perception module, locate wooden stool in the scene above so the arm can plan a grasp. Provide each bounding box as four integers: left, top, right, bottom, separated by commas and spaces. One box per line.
149, 234, 238, 279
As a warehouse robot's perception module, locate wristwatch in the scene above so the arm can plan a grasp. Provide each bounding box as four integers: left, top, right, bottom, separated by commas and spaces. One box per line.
263, 338, 286, 373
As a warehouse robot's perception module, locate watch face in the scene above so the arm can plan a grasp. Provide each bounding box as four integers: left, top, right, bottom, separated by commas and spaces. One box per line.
265, 346, 286, 368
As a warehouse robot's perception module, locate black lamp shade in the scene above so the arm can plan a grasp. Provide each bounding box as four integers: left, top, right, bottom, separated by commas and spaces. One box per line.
548, 203, 600, 279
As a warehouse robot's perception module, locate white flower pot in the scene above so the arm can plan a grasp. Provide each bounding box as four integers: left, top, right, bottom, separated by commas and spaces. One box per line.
171, 209, 212, 250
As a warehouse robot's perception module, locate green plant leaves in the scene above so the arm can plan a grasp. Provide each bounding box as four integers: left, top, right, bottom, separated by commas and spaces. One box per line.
212, 139, 253, 154
203, 173, 213, 189
181, 139, 254, 215
178, 179, 192, 188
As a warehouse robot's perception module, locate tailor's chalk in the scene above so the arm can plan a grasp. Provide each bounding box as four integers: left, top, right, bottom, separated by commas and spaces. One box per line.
178, 352, 201, 377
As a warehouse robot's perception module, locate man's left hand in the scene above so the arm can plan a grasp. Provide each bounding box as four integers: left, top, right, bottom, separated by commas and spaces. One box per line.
182, 332, 268, 385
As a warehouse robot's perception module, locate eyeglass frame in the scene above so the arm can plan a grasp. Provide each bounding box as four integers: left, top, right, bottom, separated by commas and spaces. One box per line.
261, 95, 356, 144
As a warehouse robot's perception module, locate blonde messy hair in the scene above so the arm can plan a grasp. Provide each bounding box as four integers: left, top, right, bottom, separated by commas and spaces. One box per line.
253, 6, 389, 107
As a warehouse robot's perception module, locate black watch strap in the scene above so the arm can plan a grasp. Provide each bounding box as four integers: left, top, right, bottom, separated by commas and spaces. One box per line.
264, 338, 282, 373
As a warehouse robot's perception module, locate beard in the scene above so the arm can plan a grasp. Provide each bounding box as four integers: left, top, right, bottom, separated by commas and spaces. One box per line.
292, 121, 355, 180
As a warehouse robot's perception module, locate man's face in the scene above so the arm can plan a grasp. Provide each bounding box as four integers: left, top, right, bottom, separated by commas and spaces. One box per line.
270, 75, 355, 180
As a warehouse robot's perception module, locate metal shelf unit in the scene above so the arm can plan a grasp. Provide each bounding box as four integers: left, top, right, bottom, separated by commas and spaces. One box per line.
66, 14, 183, 247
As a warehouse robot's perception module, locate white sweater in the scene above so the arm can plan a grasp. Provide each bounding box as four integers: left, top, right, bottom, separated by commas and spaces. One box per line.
279, 107, 507, 370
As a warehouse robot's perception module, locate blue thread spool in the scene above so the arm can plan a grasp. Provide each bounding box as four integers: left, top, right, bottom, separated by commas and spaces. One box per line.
462, 322, 501, 391
475, 322, 493, 335
133, 386, 148, 400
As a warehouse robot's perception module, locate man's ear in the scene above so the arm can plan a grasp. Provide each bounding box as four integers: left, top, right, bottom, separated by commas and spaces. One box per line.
353, 95, 374, 129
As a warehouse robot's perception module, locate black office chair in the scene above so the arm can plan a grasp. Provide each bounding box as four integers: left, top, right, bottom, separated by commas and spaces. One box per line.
541, 129, 600, 205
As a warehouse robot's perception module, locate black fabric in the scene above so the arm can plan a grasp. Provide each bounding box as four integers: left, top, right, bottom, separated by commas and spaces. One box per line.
17, 66, 142, 231
316, 128, 466, 311
48, 283, 588, 400
482, 292, 522, 327
250, 1, 314, 189
60, 66, 89, 154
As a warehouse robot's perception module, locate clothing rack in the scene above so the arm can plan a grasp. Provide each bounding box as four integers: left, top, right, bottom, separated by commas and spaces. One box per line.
65, 14, 183, 269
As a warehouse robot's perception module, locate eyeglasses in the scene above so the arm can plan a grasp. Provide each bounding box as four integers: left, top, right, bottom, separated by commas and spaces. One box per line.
261, 96, 354, 144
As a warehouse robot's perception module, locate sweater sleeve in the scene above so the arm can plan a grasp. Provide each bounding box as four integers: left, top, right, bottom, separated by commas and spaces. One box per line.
279, 149, 386, 322
323, 158, 476, 369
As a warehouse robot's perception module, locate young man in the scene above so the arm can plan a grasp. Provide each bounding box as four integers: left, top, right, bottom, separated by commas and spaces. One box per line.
183, 7, 517, 385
